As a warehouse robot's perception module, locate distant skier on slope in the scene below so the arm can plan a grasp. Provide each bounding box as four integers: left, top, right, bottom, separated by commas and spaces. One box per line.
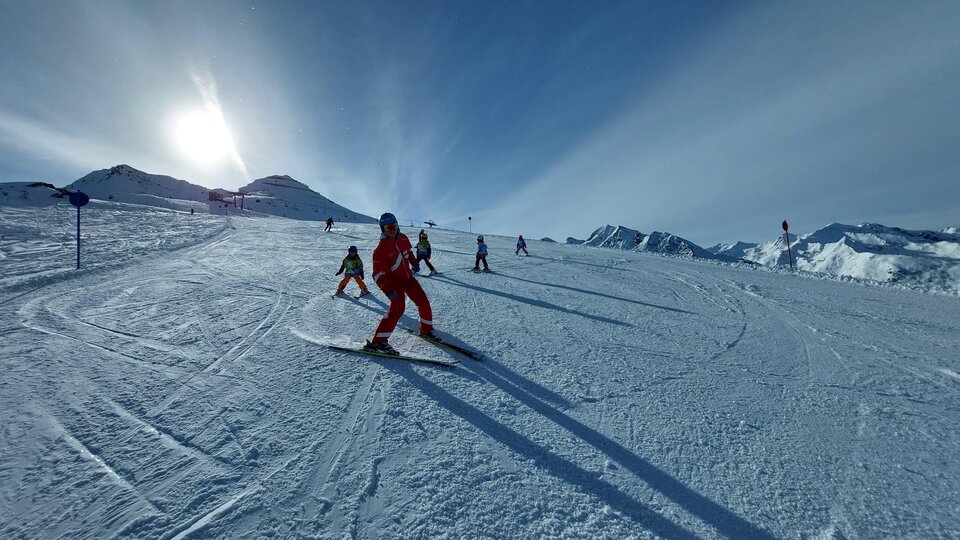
365, 213, 436, 354
414, 229, 438, 275
473, 235, 490, 272
515, 234, 528, 256
325, 217, 334, 231
334, 245, 370, 297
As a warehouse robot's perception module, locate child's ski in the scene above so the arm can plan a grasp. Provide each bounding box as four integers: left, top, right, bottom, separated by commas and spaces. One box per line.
327, 344, 458, 367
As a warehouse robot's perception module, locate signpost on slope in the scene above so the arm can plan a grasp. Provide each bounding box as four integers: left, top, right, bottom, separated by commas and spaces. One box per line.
468, 216, 472, 233
782, 219, 793, 271
69, 191, 90, 269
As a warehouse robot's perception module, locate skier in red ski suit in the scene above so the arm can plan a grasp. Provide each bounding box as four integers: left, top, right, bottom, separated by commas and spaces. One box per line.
366, 213, 434, 353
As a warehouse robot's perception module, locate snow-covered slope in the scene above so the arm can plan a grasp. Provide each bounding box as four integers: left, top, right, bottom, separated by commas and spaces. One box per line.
0, 182, 72, 206
0, 199, 225, 292
237, 175, 375, 223
63, 165, 375, 222
2, 209, 958, 538
66, 164, 214, 212
709, 223, 960, 294
582, 224, 730, 260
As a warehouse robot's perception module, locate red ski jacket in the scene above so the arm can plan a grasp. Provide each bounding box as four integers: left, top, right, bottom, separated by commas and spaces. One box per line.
372, 233, 418, 294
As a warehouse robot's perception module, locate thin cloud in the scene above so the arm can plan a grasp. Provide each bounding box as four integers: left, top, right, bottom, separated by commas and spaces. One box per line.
190, 71, 250, 181
0, 110, 163, 176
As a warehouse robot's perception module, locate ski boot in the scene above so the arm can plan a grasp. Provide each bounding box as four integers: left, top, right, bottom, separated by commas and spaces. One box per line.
363, 340, 398, 355
420, 331, 441, 343
357, 289, 371, 297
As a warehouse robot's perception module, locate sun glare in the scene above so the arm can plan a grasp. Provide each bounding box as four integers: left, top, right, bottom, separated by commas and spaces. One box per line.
175, 109, 234, 163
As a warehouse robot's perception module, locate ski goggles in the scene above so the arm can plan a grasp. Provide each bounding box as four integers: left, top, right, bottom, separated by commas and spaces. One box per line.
383, 223, 399, 234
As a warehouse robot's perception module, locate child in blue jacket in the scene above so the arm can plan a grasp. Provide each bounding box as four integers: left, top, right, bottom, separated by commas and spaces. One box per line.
473, 235, 490, 272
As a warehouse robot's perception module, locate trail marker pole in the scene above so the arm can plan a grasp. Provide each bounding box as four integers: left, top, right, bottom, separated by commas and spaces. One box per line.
782, 219, 793, 270
69, 191, 90, 269
468, 216, 472, 233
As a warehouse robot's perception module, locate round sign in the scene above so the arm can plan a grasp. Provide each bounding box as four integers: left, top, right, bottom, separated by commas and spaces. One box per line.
69, 191, 90, 207
781, 220, 789, 232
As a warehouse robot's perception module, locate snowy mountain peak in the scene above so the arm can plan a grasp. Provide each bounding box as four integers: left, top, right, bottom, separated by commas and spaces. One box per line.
707, 241, 759, 260
67, 164, 211, 207
580, 224, 728, 260
710, 222, 960, 294
583, 225, 642, 249
238, 175, 376, 223
54, 165, 375, 223
242, 175, 314, 193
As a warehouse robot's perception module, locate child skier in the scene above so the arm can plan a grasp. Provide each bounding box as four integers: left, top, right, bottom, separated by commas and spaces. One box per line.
334, 246, 370, 297
365, 213, 436, 354
414, 229, 438, 275
473, 235, 490, 272
515, 234, 528, 256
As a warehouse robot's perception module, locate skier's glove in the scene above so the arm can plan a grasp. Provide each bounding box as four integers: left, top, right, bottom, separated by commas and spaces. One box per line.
335, 269, 343, 276
359, 271, 365, 280
386, 291, 398, 300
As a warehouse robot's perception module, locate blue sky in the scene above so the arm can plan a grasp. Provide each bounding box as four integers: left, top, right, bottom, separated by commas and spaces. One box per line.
1, 0, 958, 245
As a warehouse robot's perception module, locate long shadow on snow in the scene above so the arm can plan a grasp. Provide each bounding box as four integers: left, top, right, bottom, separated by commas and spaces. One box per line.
326, 230, 364, 240
383, 361, 700, 540
431, 274, 633, 328
354, 295, 574, 409
456, 359, 774, 539
494, 271, 696, 315
526, 254, 640, 274
337, 293, 771, 537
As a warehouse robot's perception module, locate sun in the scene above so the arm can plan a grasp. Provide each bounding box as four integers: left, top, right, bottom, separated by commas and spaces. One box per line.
174, 109, 234, 163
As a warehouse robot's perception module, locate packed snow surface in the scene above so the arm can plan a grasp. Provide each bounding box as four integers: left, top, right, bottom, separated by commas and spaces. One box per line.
1, 209, 958, 539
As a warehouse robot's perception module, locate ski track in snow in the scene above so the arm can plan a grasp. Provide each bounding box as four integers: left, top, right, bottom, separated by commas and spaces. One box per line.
1, 213, 958, 539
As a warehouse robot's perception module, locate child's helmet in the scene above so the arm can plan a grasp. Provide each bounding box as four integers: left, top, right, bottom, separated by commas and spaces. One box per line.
348, 245, 358, 253
477, 235, 484, 242
379, 212, 399, 232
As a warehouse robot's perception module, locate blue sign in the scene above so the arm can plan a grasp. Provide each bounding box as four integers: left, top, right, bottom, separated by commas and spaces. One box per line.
69, 191, 90, 207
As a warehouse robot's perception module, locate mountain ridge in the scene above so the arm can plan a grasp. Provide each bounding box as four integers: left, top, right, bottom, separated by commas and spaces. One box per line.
708, 222, 960, 294
54, 164, 375, 222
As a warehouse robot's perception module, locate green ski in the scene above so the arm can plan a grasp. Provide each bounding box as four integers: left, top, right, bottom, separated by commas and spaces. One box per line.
327, 344, 458, 367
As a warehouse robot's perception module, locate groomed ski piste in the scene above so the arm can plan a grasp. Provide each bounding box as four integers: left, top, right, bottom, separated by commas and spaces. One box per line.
1, 206, 958, 539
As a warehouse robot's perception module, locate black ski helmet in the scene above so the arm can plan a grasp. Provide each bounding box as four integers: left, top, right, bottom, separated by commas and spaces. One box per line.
379, 212, 399, 233
348, 245, 358, 253
477, 235, 484, 242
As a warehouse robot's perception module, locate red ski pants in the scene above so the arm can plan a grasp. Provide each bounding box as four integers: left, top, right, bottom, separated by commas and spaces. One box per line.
372, 278, 433, 342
